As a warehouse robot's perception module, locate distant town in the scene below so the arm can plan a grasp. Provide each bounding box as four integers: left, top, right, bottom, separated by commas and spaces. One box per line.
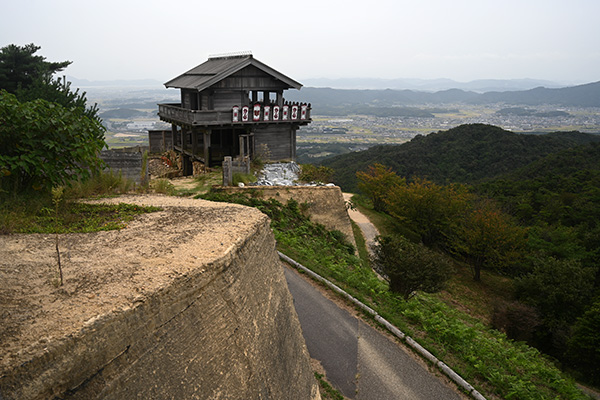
89, 86, 600, 152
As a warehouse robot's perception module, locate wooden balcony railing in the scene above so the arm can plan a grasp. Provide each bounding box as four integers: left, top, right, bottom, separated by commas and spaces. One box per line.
158, 102, 311, 127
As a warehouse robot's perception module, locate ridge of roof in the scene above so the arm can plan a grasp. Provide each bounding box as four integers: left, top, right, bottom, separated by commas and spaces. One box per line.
164, 55, 302, 91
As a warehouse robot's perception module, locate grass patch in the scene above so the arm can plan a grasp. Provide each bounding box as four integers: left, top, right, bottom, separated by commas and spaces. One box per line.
350, 219, 370, 268
1, 170, 160, 235
200, 190, 590, 400
439, 262, 515, 324
2, 201, 161, 234
315, 372, 345, 400
66, 169, 136, 198
151, 178, 177, 195
232, 172, 257, 186
193, 171, 223, 193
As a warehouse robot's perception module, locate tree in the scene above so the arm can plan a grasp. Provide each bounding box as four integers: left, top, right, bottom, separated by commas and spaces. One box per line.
567, 299, 600, 385
0, 91, 105, 193
452, 198, 527, 281
299, 164, 334, 184
356, 163, 404, 212
515, 257, 597, 356
384, 178, 471, 248
0, 43, 100, 122
0, 43, 71, 93
372, 235, 452, 300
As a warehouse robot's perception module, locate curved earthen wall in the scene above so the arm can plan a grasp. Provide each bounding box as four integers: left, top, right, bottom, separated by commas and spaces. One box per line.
0, 196, 319, 399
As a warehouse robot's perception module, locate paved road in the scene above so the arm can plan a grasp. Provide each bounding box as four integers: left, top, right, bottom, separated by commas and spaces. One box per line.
284, 266, 464, 400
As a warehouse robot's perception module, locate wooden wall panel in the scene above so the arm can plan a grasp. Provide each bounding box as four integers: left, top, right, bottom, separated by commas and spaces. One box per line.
253, 125, 296, 162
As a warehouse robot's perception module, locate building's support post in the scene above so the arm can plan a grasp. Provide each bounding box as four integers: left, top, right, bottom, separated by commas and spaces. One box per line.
276, 91, 283, 107
191, 129, 198, 158
203, 130, 211, 167
290, 127, 295, 160
239, 135, 245, 158
171, 124, 176, 150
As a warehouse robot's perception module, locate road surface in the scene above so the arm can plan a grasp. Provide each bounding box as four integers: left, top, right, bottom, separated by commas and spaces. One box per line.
343, 193, 380, 255
284, 266, 465, 400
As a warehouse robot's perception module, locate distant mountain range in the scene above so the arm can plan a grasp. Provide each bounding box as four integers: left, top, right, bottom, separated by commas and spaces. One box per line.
68, 75, 600, 108
68, 76, 164, 88
300, 77, 567, 92
287, 81, 600, 108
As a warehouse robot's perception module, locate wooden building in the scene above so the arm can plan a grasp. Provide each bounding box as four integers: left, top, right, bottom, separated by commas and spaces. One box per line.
156, 52, 311, 174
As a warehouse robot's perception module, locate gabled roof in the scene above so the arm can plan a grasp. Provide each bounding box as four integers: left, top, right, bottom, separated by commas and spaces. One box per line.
164, 54, 303, 91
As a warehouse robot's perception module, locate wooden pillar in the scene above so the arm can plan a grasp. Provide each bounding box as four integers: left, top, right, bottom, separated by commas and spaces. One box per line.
171, 124, 176, 150
203, 130, 211, 167
192, 129, 198, 158
276, 91, 283, 107
290, 127, 295, 160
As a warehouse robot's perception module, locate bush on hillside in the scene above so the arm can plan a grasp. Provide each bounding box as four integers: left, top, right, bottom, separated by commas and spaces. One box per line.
372, 235, 452, 300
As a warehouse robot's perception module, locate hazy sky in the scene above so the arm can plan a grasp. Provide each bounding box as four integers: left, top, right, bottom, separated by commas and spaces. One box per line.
2, 0, 599, 85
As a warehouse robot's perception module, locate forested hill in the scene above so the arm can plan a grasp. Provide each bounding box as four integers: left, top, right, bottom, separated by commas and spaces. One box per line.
476, 143, 600, 226
321, 124, 600, 192
287, 81, 600, 109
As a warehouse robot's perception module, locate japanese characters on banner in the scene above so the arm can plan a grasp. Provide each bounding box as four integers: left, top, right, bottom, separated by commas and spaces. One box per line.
232, 103, 309, 122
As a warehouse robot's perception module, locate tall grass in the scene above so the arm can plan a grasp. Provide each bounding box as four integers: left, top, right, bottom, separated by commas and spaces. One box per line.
66, 169, 135, 198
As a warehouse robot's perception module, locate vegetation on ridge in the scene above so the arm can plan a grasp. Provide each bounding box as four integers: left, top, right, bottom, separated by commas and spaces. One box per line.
320, 124, 600, 192
329, 123, 600, 389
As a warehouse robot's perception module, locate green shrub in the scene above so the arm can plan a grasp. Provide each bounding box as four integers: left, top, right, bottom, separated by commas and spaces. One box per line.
372, 235, 452, 300
299, 164, 334, 184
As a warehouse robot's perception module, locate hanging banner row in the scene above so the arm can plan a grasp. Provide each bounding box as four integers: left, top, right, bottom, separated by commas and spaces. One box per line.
232, 104, 309, 123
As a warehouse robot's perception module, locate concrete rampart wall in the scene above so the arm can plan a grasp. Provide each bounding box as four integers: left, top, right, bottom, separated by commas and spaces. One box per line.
0, 198, 319, 400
